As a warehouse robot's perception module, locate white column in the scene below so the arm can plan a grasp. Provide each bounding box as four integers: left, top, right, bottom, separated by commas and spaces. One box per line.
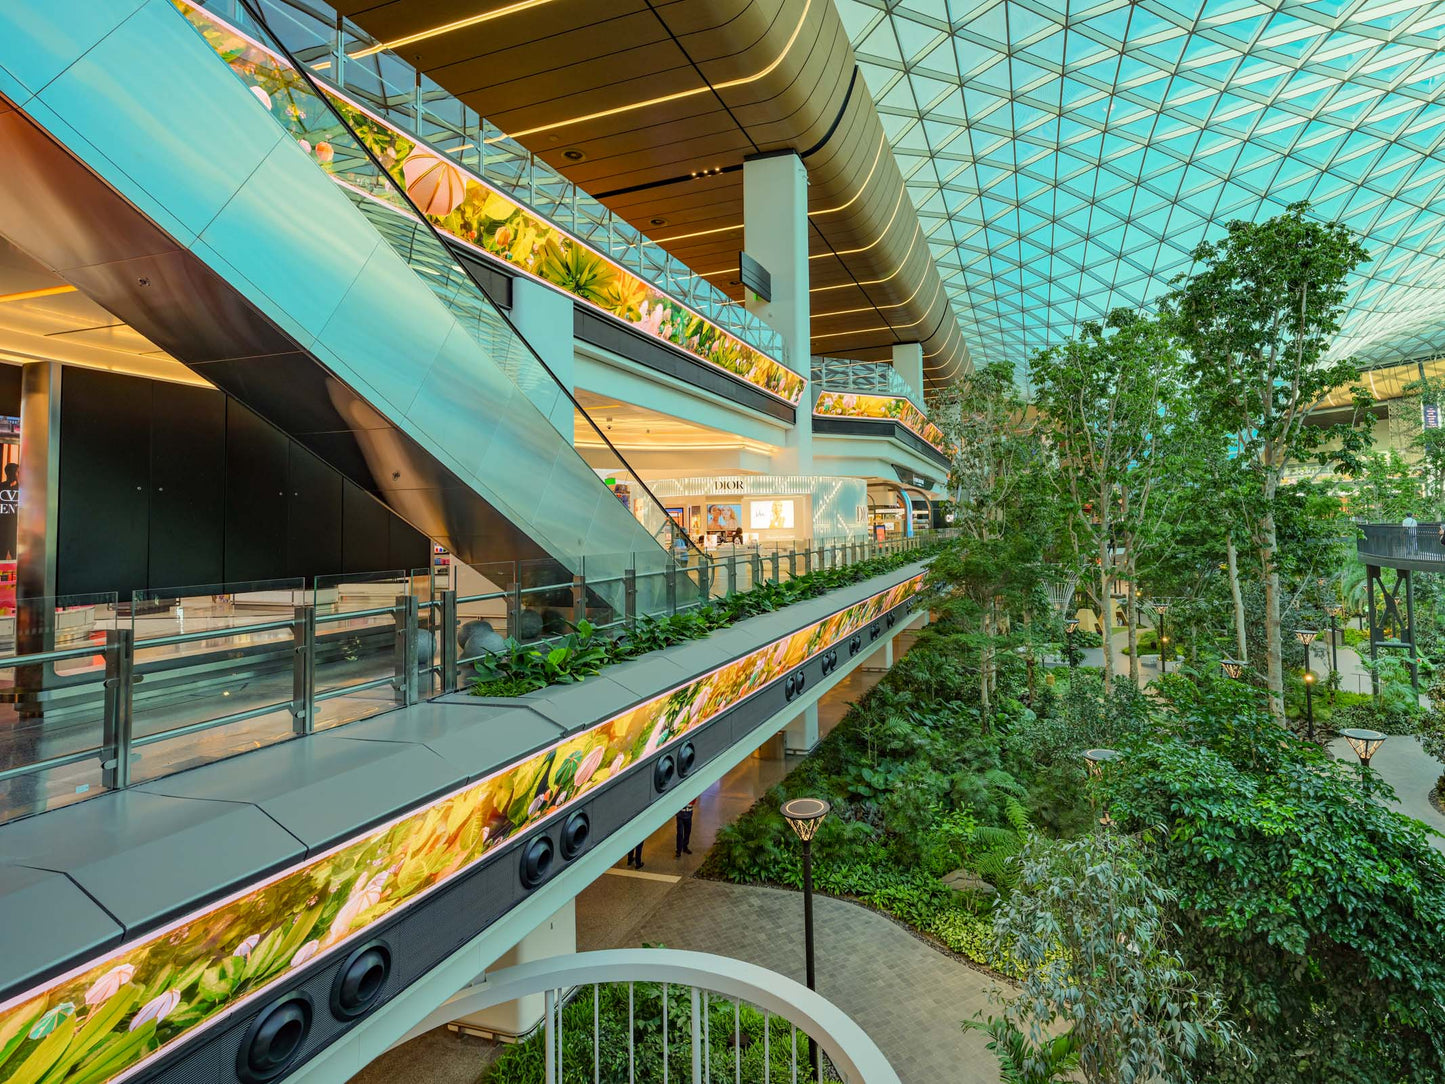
783, 701, 819, 754
892, 342, 924, 401
451, 898, 576, 1037
508, 277, 576, 438
862, 637, 894, 672
743, 152, 812, 474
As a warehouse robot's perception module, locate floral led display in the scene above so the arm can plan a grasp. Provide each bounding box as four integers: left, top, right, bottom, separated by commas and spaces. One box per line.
177, 3, 805, 406
813, 391, 947, 454
0, 574, 922, 1084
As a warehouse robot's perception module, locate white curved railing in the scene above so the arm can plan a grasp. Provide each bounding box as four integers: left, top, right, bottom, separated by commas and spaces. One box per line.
400, 949, 902, 1084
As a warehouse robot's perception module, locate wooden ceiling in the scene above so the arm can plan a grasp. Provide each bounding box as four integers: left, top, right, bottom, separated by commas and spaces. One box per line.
331, 0, 970, 388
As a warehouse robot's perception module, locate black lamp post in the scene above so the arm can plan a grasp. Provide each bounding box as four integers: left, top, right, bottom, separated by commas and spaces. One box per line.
1150, 600, 1170, 675
1082, 747, 1122, 825
1327, 605, 1344, 684
1064, 616, 1080, 669
781, 796, 830, 1076
1303, 671, 1316, 741
1341, 729, 1386, 796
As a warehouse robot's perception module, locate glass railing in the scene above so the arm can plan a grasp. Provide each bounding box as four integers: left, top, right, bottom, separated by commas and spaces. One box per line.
0, 533, 951, 824
186, 0, 799, 402
812, 357, 924, 407
810, 358, 948, 454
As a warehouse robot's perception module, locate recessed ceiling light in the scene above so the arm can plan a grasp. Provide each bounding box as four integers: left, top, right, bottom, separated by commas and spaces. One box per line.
562, 149, 585, 161
649, 217, 668, 227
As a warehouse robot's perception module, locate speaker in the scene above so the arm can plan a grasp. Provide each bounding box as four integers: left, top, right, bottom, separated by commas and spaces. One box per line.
676, 740, 696, 777
784, 675, 797, 700
653, 752, 676, 792
236, 993, 312, 1084
795, 669, 806, 692
519, 835, 555, 888
329, 941, 391, 1021
559, 810, 590, 860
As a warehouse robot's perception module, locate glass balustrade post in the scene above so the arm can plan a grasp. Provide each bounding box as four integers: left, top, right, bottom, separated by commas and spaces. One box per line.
101, 627, 135, 791
624, 566, 638, 627
727, 553, 737, 595
292, 604, 316, 735
510, 579, 524, 640
698, 558, 711, 605
666, 563, 678, 615
440, 589, 458, 692
572, 573, 587, 626
753, 552, 764, 587
394, 594, 420, 706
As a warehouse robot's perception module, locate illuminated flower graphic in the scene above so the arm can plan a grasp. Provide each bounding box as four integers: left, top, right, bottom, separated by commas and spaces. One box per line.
84, 964, 135, 1007
494, 225, 514, 250
290, 941, 321, 968
284, 103, 305, 120
296, 139, 311, 154
129, 990, 180, 1032
610, 754, 625, 776
315, 142, 334, 164
527, 793, 548, 817
233, 934, 261, 958
401, 152, 466, 217
29, 1002, 75, 1040
329, 869, 389, 938
574, 746, 606, 788
379, 148, 397, 170
248, 85, 271, 111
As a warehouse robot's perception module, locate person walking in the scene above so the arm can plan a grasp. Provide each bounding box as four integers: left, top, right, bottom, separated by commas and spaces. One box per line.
675, 798, 697, 857
1404, 511, 1419, 554
626, 839, 645, 869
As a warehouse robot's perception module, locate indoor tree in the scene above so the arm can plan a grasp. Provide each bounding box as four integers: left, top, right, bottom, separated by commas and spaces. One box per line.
1161, 201, 1373, 720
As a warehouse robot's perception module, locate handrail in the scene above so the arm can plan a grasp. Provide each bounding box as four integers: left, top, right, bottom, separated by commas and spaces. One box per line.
401, 949, 903, 1084
0, 531, 956, 821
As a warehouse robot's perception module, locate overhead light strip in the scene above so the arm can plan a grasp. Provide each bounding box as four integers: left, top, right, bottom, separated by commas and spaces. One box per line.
492, 0, 813, 142
0, 285, 77, 304
348, 0, 558, 59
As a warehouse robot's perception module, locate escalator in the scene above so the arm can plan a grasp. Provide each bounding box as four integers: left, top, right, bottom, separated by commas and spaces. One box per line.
0, 0, 690, 609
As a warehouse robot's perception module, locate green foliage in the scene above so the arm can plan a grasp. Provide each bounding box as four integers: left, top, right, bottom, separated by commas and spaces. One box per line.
962, 1017, 1080, 1084
1106, 676, 1445, 1082
991, 832, 1237, 1084
470, 544, 943, 696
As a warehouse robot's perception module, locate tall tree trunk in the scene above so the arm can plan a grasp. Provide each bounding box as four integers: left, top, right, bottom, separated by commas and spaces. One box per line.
1126, 574, 1140, 686
1260, 511, 1286, 721
1098, 540, 1115, 688
979, 602, 992, 732
1226, 535, 1248, 662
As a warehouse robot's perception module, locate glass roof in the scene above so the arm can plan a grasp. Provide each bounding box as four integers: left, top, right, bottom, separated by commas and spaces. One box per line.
840, 0, 1445, 380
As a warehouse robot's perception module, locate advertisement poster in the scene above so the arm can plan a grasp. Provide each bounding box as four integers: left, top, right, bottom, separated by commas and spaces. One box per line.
706, 504, 742, 533
749, 500, 795, 530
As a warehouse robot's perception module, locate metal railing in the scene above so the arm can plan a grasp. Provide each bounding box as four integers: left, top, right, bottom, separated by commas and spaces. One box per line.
0, 533, 952, 823
811, 358, 924, 409
403, 950, 903, 1084
1357, 522, 1445, 565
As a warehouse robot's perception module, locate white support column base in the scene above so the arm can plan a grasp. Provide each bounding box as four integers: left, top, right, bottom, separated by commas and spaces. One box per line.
449, 899, 576, 1039
861, 638, 894, 672
783, 701, 820, 754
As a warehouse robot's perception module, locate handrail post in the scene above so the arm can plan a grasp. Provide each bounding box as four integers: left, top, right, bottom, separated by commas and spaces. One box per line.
101, 628, 134, 791
666, 563, 678, 615
572, 573, 587, 626
771, 550, 780, 582
698, 557, 711, 604
624, 567, 637, 627
727, 553, 737, 595
789, 546, 798, 578
510, 579, 523, 639
395, 594, 420, 705
440, 590, 458, 692
804, 545, 813, 574
291, 604, 316, 736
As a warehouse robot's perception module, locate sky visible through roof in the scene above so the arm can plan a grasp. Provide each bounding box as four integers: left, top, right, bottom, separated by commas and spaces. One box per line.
840, 0, 1445, 382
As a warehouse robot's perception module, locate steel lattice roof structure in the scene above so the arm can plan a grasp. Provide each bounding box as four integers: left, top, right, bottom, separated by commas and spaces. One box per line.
839, 0, 1445, 380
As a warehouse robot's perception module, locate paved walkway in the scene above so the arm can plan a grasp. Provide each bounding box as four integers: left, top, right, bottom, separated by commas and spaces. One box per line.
610, 879, 1002, 1084
1329, 733, 1445, 852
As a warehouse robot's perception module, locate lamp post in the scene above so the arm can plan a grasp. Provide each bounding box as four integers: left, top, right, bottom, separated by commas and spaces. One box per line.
1303, 671, 1316, 741
1064, 616, 1080, 670
1015, 644, 1036, 706
1082, 748, 1122, 826
1327, 605, 1344, 687
781, 797, 830, 1077
1341, 729, 1387, 795
1150, 600, 1169, 675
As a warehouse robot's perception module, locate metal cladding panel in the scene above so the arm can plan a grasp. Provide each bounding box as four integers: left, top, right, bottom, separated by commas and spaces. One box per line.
0, 866, 124, 997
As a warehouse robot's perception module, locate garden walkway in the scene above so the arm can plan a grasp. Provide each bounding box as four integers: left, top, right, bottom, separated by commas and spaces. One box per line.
608, 878, 1003, 1084
1328, 732, 1445, 852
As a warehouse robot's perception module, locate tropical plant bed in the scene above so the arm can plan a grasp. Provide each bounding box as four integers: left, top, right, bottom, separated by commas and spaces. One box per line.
468, 543, 946, 697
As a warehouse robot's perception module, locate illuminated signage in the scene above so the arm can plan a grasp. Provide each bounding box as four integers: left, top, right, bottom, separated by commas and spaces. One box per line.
175, 3, 805, 407
813, 392, 948, 454
0, 573, 923, 1084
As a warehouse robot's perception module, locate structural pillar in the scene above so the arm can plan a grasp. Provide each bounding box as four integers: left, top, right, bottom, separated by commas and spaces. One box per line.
863, 637, 894, 672
743, 152, 812, 473
892, 342, 924, 402
451, 898, 576, 1038
507, 277, 576, 438
783, 701, 819, 754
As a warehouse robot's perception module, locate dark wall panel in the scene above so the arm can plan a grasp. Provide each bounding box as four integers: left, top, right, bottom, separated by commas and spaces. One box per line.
56, 368, 151, 598
286, 444, 343, 582
223, 402, 289, 585
341, 481, 390, 574
149, 382, 225, 590
389, 515, 431, 574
